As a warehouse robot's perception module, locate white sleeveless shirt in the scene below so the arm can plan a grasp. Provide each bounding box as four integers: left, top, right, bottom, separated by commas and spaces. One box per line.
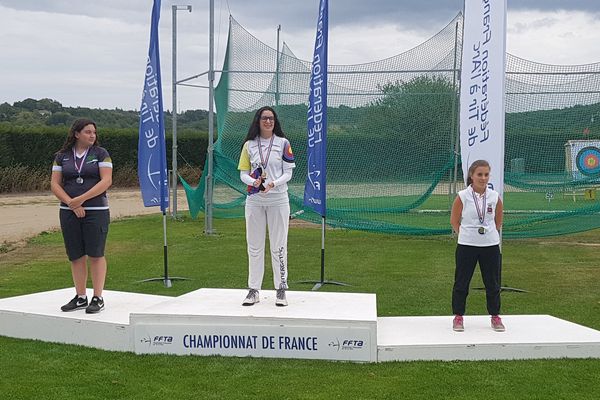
457, 185, 500, 246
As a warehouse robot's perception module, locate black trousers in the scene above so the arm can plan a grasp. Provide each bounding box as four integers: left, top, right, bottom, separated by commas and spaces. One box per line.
452, 244, 501, 316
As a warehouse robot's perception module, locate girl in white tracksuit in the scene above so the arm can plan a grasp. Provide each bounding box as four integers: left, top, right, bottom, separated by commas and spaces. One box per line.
238, 106, 295, 307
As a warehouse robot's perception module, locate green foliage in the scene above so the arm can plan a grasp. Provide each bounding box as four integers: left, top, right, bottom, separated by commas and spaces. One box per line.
0, 124, 208, 169
505, 104, 600, 175
0, 123, 209, 192
13, 98, 63, 113
0, 165, 50, 192
360, 75, 458, 176
0, 98, 213, 131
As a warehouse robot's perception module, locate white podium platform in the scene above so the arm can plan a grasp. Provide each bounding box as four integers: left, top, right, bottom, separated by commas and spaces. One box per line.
131, 288, 378, 361
1, 288, 600, 362
0, 288, 170, 351
378, 315, 600, 361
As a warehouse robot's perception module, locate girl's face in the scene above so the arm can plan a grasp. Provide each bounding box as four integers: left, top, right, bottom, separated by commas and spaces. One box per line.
75, 124, 97, 147
259, 110, 275, 135
470, 166, 490, 190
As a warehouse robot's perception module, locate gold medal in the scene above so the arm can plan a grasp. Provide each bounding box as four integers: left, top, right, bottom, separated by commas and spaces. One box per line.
478, 227, 485, 235
257, 135, 274, 182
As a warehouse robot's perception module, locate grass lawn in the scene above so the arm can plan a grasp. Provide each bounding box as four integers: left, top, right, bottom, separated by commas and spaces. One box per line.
1, 215, 600, 399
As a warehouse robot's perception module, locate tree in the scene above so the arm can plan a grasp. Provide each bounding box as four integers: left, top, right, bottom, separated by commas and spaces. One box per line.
356, 75, 459, 177
46, 111, 72, 126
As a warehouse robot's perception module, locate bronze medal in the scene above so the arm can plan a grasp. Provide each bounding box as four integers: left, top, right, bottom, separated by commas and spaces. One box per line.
472, 187, 487, 235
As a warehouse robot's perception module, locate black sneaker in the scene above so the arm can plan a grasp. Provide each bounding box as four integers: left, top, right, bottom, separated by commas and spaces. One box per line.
85, 296, 105, 314
61, 295, 88, 312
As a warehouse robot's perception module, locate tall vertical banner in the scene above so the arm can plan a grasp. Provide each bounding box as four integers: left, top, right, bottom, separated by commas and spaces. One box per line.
459, 0, 507, 197
138, 0, 169, 212
304, 0, 328, 217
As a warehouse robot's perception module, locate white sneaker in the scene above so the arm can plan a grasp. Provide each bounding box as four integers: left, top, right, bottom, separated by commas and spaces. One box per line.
275, 289, 288, 307
242, 289, 259, 306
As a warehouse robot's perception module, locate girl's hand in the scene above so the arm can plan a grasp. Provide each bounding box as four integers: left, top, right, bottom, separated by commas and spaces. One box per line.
262, 182, 274, 193
68, 196, 84, 210
73, 207, 86, 218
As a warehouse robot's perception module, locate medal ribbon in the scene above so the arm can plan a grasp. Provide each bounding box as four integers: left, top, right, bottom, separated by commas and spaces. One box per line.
257, 135, 275, 173
472, 187, 486, 225
73, 147, 90, 177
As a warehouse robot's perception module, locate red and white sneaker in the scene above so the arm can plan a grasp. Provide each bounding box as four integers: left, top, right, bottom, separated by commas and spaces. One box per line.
491, 315, 505, 332
452, 315, 464, 332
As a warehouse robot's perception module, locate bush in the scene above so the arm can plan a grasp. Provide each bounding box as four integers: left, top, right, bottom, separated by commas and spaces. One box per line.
0, 124, 208, 193
0, 165, 50, 193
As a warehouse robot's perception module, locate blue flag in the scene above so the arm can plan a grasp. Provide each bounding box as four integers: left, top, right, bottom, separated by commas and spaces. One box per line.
304, 0, 328, 217
138, 0, 169, 211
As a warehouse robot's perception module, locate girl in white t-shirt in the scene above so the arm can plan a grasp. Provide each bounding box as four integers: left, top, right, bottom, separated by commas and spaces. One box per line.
450, 160, 505, 332
238, 106, 295, 307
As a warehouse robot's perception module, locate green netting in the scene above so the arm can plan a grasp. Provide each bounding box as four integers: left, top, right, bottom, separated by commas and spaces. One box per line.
184, 13, 600, 237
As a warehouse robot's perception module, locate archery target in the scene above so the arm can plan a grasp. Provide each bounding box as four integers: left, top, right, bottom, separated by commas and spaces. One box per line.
576, 146, 600, 177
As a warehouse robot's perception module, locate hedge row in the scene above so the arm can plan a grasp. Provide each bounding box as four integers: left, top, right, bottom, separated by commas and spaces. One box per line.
0, 124, 208, 170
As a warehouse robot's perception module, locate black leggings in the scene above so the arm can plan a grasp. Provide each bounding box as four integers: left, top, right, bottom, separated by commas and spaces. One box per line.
452, 244, 501, 316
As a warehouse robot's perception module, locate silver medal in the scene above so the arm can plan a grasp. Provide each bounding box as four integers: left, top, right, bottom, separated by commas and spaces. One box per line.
76, 176, 84, 185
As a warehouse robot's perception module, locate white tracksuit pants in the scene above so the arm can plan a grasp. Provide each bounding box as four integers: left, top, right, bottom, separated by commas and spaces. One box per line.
245, 202, 290, 290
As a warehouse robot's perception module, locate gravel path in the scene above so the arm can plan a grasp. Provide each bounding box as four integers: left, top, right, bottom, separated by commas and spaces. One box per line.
0, 189, 189, 243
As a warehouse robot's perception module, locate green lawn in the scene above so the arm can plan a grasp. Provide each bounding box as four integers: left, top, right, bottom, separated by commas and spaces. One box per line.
1, 215, 600, 399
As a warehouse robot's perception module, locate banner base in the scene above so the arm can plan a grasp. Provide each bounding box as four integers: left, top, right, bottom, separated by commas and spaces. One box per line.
473, 286, 528, 293
295, 279, 351, 291
137, 277, 191, 288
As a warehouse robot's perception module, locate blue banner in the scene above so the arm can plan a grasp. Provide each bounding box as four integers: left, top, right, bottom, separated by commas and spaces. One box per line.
303, 0, 328, 217
138, 0, 169, 211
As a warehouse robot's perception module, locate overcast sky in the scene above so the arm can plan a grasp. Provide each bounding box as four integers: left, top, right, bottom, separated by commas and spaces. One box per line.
1, 0, 600, 111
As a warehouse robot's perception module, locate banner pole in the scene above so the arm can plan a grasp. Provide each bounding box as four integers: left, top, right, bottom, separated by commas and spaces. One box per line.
138, 211, 189, 286
162, 211, 172, 287
137, 0, 189, 287
313, 217, 326, 290
298, 0, 349, 290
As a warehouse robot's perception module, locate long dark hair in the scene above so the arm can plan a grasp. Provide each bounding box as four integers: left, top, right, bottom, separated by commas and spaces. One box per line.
58, 118, 98, 153
241, 106, 285, 148
466, 159, 490, 186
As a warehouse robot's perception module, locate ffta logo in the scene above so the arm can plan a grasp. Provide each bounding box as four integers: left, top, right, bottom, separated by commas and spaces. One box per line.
342, 340, 364, 350
140, 335, 174, 346
152, 336, 173, 345
329, 338, 365, 351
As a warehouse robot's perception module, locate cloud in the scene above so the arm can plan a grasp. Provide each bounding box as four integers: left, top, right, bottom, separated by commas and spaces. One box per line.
0, 6, 149, 109
507, 10, 600, 65
508, 0, 600, 13
0, 2, 599, 111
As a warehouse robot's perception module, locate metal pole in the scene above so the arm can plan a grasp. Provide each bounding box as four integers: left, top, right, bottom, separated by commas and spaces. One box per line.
314, 217, 326, 291
162, 211, 172, 287
171, 6, 178, 218
450, 20, 460, 201
205, 0, 215, 234
275, 24, 281, 107
171, 5, 192, 219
